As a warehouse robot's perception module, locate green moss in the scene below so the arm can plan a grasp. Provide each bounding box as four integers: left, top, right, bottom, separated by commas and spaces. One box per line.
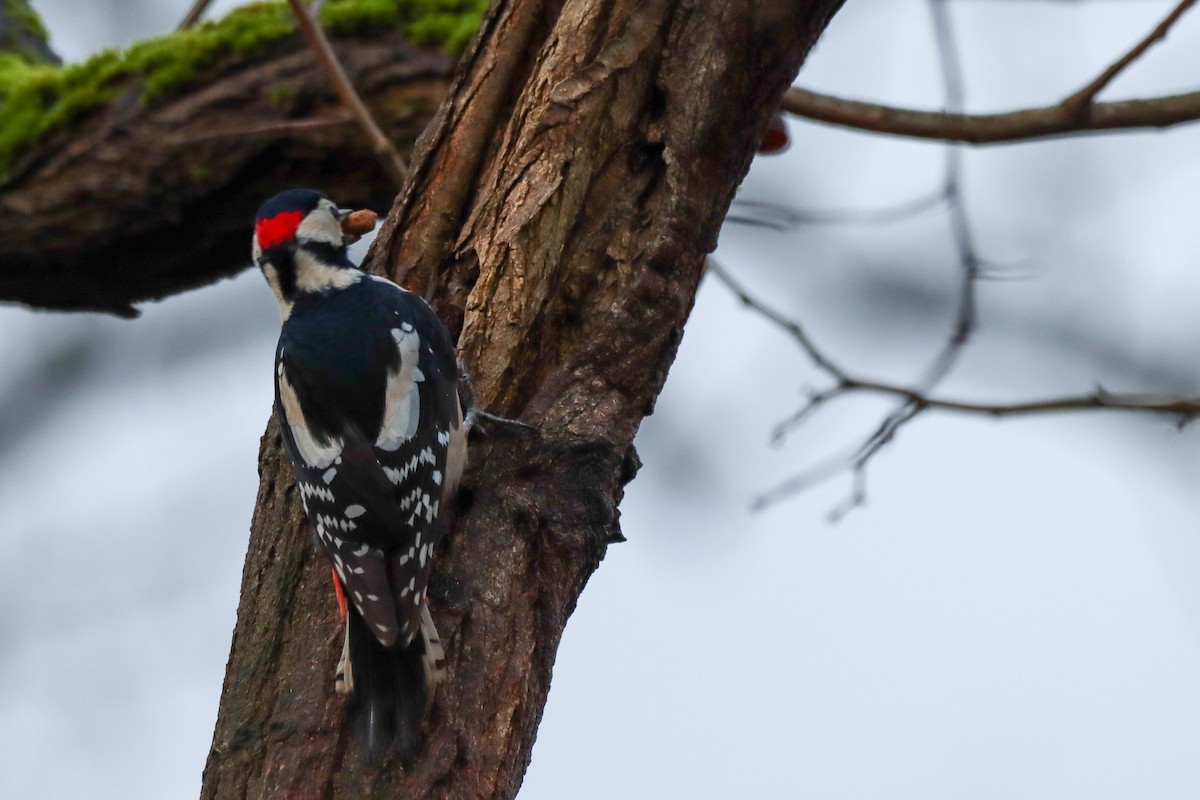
3, 0, 48, 43
1, 0, 56, 64
0, 0, 486, 179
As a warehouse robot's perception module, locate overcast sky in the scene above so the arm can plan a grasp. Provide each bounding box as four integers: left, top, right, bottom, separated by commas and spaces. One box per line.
4, 1, 1200, 798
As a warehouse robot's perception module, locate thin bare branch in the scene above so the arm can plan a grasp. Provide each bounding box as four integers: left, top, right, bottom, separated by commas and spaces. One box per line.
714, 256, 1200, 509
177, 0, 213, 31
166, 113, 355, 144
286, 0, 408, 186
836, 380, 1200, 420
1061, 0, 1197, 114
739, 0, 1200, 514
726, 191, 944, 230
705, 259, 846, 380
781, 87, 1200, 145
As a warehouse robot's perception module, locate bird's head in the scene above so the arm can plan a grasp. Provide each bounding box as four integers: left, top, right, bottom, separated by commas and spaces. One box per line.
253, 189, 361, 319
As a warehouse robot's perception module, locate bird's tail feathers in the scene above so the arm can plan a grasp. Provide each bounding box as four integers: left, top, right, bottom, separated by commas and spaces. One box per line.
346, 607, 436, 766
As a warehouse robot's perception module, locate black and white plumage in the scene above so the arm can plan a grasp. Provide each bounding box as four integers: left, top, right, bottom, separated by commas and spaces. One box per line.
253, 189, 465, 764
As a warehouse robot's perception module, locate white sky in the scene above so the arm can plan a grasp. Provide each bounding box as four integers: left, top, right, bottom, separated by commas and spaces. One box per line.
4, 1, 1200, 798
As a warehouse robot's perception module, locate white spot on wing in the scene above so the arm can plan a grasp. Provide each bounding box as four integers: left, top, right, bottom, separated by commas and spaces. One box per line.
344, 504, 366, 519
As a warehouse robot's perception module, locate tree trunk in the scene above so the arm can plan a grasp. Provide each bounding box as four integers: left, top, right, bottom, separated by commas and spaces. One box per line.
202, 1, 844, 798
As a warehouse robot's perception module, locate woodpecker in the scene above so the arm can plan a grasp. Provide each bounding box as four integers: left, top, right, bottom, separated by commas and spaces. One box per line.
252, 188, 465, 765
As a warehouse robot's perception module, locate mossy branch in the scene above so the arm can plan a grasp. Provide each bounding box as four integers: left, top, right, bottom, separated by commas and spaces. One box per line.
0, 0, 484, 315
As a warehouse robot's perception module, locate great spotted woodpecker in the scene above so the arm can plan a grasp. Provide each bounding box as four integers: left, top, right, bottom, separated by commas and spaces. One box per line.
253, 188, 465, 765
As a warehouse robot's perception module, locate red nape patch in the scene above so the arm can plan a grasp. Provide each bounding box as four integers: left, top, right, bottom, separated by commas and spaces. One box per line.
256, 210, 304, 249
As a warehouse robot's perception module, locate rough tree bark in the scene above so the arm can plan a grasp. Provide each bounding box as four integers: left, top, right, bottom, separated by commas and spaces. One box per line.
201, 0, 844, 798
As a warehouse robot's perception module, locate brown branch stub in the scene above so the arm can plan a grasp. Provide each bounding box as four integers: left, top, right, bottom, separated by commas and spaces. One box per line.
782, 86, 1200, 144
286, 0, 409, 187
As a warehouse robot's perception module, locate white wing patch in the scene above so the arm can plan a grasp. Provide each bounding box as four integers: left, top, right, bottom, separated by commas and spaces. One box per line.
278, 366, 343, 468
375, 326, 422, 451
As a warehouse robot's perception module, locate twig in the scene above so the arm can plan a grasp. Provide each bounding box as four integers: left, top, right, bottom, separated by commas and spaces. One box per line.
781, 87, 1200, 145
285, 0, 408, 187
726, 191, 944, 230
833, 380, 1200, 420
177, 0, 213, 31
804, 0, 982, 518
710, 263, 1200, 508
782, 0, 1199, 144
732, 0, 1200, 513
705, 260, 846, 380
1061, 0, 1197, 115
168, 113, 355, 144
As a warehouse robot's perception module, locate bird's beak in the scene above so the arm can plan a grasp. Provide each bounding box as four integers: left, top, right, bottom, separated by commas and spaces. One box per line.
340, 208, 379, 246
336, 208, 360, 244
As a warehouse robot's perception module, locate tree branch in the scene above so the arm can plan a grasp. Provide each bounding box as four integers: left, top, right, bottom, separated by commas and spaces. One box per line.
782, 0, 1199, 145
781, 86, 1200, 144
708, 248, 1200, 509
826, 380, 1200, 421
0, 5, 461, 316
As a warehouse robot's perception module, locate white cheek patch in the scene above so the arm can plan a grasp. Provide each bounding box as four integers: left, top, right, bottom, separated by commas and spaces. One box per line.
294, 203, 343, 246
278, 366, 343, 468
292, 248, 360, 294
376, 327, 422, 451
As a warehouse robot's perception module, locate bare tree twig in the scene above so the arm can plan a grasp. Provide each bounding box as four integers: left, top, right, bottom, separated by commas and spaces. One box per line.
730, 0, 1200, 514
710, 258, 1200, 508
166, 113, 355, 144
177, 0, 213, 31
782, 0, 1199, 144
705, 260, 846, 379
832, 380, 1200, 419
726, 191, 944, 230
1061, 0, 1197, 114
800, 0, 984, 518
286, 0, 408, 186
781, 88, 1200, 145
